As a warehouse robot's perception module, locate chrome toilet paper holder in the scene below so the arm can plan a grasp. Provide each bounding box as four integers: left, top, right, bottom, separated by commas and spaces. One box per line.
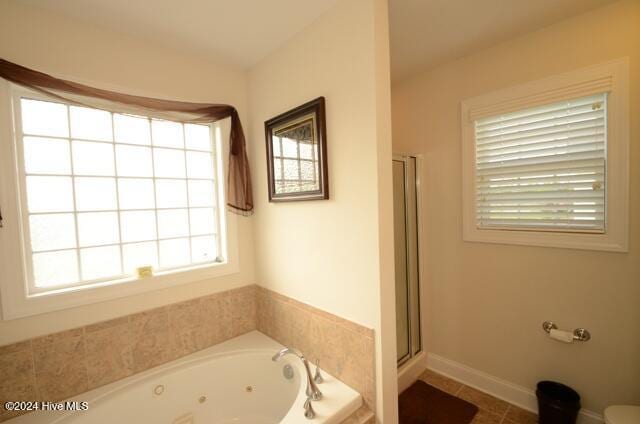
542, 321, 591, 342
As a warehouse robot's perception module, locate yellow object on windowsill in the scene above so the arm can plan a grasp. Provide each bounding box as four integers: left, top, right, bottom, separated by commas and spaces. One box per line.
136, 266, 153, 278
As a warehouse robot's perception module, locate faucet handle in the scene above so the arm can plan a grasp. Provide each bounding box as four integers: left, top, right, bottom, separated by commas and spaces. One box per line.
304, 396, 316, 419
313, 359, 324, 384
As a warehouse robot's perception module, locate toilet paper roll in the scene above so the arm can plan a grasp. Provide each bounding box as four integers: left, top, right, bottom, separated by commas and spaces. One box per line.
549, 329, 574, 343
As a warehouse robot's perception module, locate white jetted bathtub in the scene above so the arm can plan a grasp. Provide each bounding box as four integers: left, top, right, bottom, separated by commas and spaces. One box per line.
11, 331, 362, 424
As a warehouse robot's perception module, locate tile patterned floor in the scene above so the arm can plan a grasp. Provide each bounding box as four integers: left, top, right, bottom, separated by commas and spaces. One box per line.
417, 369, 538, 424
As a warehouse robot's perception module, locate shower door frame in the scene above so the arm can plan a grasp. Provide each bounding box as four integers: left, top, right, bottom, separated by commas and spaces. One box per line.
393, 153, 424, 367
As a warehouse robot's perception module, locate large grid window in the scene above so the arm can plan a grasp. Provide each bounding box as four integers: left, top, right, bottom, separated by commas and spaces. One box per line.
17, 97, 223, 291
474, 93, 607, 233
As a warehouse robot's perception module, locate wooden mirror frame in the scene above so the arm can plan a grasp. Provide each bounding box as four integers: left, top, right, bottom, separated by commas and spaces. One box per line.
264, 97, 329, 202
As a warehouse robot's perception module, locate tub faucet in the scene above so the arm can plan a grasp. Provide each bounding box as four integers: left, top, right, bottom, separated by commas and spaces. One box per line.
303, 397, 316, 419
272, 347, 323, 401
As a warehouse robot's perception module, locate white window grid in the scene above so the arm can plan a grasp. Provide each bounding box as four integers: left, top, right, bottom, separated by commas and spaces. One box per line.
13, 94, 225, 294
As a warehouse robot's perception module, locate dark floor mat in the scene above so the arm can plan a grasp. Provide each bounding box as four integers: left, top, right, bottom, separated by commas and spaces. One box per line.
399, 380, 478, 424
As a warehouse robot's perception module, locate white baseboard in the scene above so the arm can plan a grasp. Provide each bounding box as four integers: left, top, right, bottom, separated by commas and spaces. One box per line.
397, 351, 429, 393
426, 353, 603, 424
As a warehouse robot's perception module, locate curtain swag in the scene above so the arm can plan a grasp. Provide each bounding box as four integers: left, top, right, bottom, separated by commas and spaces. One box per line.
0, 58, 253, 215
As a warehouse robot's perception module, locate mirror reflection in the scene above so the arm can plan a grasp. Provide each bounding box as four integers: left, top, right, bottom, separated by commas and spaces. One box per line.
271, 113, 320, 195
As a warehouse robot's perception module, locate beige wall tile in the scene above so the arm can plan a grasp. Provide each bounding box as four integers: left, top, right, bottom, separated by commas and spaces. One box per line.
168, 299, 209, 356
201, 292, 233, 346
361, 336, 375, 382
0, 347, 33, 383
0, 380, 37, 421
363, 377, 376, 411
0, 340, 31, 356
309, 313, 338, 371
85, 322, 133, 389
33, 331, 87, 401
289, 304, 311, 357
32, 328, 83, 350
85, 317, 128, 333
129, 307, 168, 338
0, 347, 37, 421
169, 298, 204, 329
129, 307, 174, 372
230, 286, 257, 337
271, 298, 292, 346
257, 288, 375, 410
256, 289, 274, 336
332, 326, 366, 395
333, 315, 374, 339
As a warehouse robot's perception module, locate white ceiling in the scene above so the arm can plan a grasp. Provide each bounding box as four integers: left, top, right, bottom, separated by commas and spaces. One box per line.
14, 0, 342, 69
15, 0, 618, 80
389, 0, 618, 81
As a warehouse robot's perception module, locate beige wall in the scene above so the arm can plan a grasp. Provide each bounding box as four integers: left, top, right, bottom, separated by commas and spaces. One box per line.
392, 0, 640, 414
0, 1, 255, 345
247, 0, 397, 421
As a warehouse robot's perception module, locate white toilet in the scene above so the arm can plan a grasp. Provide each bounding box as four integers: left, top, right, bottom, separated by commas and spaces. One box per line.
604, 406, 640, 424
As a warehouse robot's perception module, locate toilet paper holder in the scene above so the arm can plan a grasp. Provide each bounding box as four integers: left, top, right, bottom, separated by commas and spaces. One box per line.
542, 321, 591, 342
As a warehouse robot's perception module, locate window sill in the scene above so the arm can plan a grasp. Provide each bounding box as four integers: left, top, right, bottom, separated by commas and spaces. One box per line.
0, 201, 240, 319
463, 225, 628, 252
1, 256, 240, 320
0, 199, 240, 319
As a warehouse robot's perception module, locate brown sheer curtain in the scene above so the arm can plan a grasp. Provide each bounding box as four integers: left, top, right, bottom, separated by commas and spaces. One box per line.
0, 58, 253, 215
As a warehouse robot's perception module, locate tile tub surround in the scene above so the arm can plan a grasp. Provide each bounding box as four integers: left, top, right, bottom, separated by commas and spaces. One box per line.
0, 285, 376, 422
0, 285, 256, 422
256, 286, 376, 412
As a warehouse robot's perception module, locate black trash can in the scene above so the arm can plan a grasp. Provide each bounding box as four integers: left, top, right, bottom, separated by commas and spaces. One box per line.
536, 381, 581, 424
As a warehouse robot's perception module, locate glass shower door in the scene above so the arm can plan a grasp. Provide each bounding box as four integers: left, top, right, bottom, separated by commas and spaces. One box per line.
393, 155, 421, 365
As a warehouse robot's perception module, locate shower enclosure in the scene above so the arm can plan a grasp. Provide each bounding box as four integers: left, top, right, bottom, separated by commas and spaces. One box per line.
392, 154, 422, 366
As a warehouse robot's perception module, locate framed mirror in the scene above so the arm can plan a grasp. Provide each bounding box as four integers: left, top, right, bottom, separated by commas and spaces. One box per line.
264, 97, 328, 202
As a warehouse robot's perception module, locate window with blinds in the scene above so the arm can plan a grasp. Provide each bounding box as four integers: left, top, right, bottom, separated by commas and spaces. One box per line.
474, 93, 606, 233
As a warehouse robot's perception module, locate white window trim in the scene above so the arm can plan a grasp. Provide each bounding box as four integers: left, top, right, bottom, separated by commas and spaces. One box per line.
461, 58, 629, 252
0, 81, 240, 319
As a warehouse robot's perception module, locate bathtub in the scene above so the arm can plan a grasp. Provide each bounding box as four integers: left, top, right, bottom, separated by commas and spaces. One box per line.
10, 331, 362, 424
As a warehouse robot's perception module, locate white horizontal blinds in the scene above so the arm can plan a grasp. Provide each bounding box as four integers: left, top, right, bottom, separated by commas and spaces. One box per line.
474, 93, 607, 232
